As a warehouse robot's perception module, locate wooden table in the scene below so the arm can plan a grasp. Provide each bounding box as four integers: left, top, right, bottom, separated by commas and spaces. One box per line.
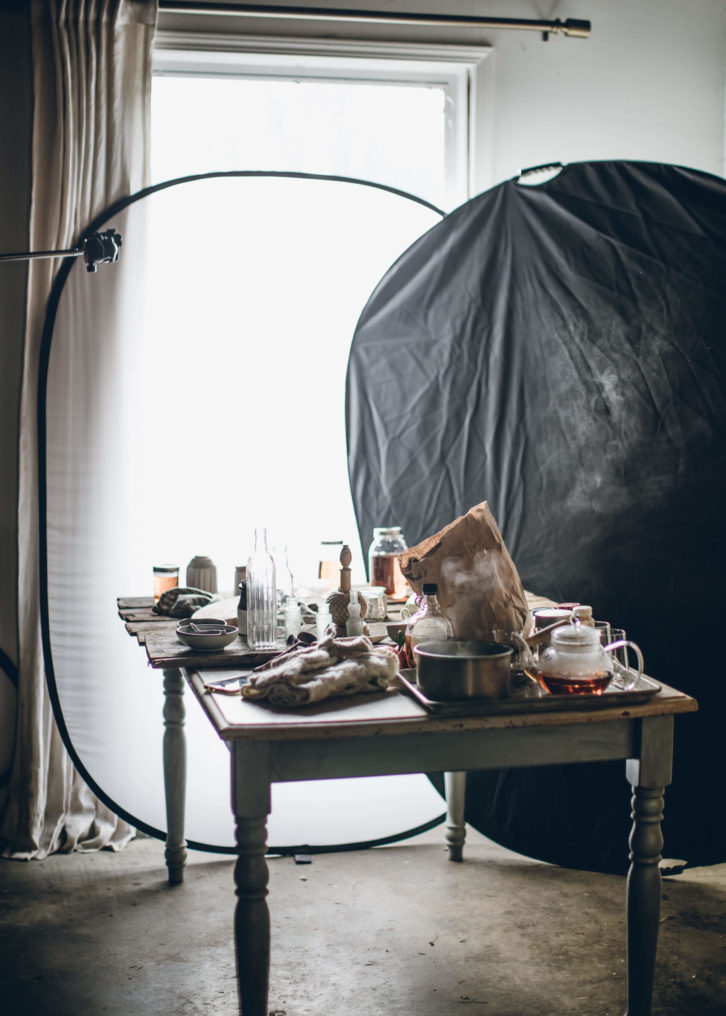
118, 597, 696, 1016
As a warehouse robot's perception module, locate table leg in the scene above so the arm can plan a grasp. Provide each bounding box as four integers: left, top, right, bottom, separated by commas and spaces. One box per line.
444, 770, 467, 861
232, 742, 272, 1016
162, 667, 187, 886
624, 715, 673, 1016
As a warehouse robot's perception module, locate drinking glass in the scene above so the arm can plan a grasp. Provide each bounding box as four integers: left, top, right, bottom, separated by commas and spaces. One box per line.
594, 620, 611, 645
608, 628, 627, 666
607, 628, 642, 690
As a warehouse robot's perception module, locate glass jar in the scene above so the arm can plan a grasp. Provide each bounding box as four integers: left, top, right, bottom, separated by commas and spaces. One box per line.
153, 564, 179, 603
317, 539, 344, 588
403, 582, 453, 667
246, 528, 278, 649
368, 526, 409, 601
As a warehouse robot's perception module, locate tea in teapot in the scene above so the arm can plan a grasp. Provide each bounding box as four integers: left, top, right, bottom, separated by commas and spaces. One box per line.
536, 619, 643, 695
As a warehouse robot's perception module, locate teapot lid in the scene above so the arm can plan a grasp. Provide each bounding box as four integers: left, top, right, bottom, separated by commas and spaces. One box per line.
551, 621, 600, 650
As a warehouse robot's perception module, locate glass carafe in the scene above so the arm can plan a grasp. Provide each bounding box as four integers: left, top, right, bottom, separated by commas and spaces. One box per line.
246, 528, 277, 650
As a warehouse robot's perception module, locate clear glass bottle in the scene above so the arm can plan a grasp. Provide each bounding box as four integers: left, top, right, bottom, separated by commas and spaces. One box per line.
246, 528, 277, 649
368, 526, 409, 601
404, 582, 453, 666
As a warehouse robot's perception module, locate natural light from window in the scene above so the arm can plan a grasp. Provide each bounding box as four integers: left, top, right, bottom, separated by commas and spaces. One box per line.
146, 67, 454, 590
151, 74, 449, 208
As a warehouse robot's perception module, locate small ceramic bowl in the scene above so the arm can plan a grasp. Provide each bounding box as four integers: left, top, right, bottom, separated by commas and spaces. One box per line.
386, 621, 407, 643
176, 619, 238, 652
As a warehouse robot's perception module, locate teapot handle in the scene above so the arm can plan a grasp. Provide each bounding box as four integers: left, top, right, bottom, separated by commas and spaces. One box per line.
604, 639, 643, 690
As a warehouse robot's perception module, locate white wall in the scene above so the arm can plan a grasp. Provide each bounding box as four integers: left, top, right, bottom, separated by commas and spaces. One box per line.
472, 0, 726, 190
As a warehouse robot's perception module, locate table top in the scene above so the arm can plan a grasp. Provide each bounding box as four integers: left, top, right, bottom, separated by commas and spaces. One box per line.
119, 595, 697, 743
184, 669, 697, 743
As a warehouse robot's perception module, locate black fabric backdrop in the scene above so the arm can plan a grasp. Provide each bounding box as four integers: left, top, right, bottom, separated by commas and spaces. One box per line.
346, 160, 726, 871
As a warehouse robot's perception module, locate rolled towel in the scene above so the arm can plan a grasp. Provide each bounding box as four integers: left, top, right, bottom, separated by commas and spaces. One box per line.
152, 587, 220, 617
241, 635, 398, 706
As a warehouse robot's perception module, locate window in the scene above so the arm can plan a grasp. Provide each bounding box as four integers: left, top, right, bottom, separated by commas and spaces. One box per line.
144, 33, 487, 586
152, 32, 487, 210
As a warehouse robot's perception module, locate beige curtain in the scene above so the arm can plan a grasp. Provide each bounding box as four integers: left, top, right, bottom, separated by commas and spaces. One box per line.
1, 0, 157, 858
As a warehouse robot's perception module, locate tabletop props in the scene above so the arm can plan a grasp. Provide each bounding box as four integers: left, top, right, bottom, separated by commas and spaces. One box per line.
325, 545, 368, 634
399, 502, 531, 641
241, 634, 397, 706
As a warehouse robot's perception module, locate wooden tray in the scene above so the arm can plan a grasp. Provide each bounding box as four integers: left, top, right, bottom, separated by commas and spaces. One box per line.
396, 669, 662, 716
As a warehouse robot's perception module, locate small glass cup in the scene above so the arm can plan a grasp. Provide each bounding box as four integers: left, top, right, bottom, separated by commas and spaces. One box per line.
608, 628, 628, 668
153, 564, 179, 602
607, 628, 643, 690
594, 620, 611, 645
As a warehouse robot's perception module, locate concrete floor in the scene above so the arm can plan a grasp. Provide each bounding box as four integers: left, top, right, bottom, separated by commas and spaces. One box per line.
0, 825, 725, 1016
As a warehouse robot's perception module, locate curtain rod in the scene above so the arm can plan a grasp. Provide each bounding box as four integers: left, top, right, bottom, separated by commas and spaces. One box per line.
158, 4, 591, 39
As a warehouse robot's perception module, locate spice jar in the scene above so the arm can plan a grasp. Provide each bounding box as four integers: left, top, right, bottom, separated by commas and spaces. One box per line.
368, 526, 409, 601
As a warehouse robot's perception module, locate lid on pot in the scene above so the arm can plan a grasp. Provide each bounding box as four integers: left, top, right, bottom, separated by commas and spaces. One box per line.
551, 622, 600, 650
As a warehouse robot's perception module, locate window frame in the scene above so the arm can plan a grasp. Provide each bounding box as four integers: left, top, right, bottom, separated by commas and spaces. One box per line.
153, 30, 490, 210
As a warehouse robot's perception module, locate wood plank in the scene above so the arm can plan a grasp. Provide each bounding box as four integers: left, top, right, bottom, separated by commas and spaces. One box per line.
266, 720, 638, 782
119, 609, 171, 622
142, 627, 281, 669
118, 596, 155, 609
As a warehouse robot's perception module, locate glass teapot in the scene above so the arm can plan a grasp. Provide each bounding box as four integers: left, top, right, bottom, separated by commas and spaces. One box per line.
537, 619, 644, 696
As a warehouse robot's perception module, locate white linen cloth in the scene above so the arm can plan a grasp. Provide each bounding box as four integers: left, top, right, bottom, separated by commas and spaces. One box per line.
241, 636, 398, 707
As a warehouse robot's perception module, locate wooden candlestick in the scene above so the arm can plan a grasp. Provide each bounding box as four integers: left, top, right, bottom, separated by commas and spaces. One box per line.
325, 544, 367, 629
339, 544, 352, 594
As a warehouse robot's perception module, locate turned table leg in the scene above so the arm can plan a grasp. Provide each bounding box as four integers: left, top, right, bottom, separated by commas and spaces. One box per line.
232, 742, 272, 1016
444, 770, 467, 861
162, 667, 187, 885
624, 715, 673, 1016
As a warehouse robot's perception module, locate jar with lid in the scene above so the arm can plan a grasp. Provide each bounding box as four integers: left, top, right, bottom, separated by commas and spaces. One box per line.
403, 583, 453, 667
368, 526, 409, 601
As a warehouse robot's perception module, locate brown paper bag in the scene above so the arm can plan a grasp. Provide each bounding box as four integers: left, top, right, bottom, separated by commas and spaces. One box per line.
398, 502, 531, 640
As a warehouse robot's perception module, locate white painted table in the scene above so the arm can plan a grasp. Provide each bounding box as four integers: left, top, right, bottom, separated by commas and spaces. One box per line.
179, 668, 695, 1016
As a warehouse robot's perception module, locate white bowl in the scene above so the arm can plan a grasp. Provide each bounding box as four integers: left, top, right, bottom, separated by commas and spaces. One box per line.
176, 619, 238, 652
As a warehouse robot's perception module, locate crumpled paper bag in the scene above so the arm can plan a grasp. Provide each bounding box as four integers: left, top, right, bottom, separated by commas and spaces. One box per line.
398, 502, 531, 640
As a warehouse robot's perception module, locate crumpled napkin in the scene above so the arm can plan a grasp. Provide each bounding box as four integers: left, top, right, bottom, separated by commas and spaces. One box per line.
152, 587, 220, 618
240, 635, 398, 707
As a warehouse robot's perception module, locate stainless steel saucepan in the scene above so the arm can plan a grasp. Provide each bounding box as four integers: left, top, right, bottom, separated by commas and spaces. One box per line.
413, 639, 514, 701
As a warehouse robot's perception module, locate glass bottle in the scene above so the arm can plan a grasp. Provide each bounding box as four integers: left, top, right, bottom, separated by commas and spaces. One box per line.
404, 582, 453, 666
246, 528, 277, 649
368, 526, 409, 601
236, 579, 247, 638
